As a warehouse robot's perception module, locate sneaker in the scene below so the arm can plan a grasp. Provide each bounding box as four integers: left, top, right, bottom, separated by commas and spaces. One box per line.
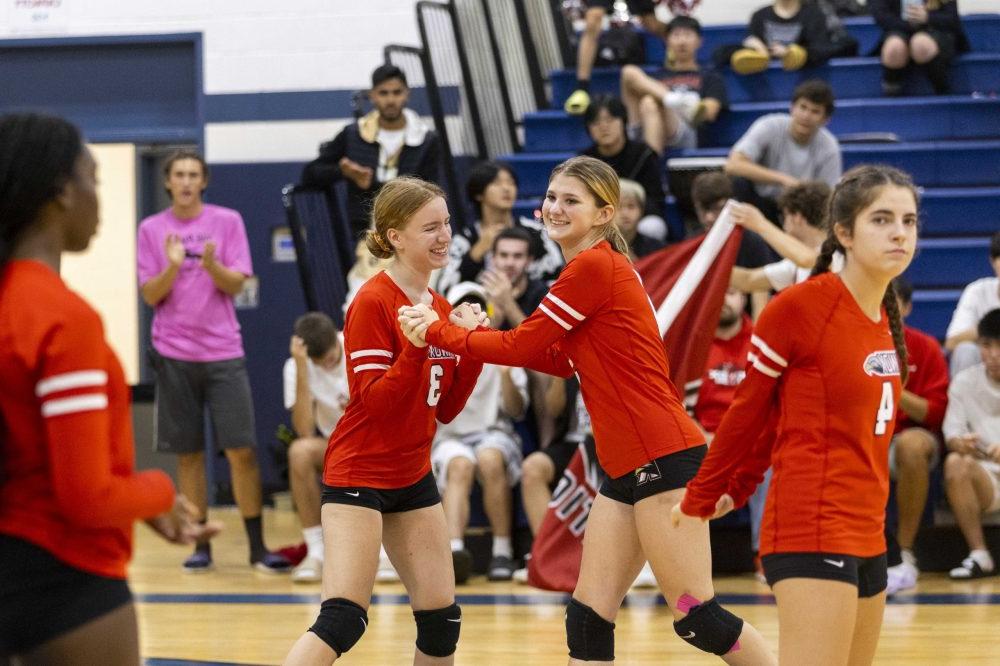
662, 90, 702, 124
375, 553, 400, 583
886, 560, 918, 595
631, 562, 657, 589
291, 556, 322, 583
564, 89, 591, 115
730, 48, 770, 75
512, 567, 529, 584
949, 556, 995, 580
182, 551, 214, 573
452, 549, 473, 585
782, 43, 808, 71
253, 551, 292, 574
487, 555, 515, 581
752, 554, 767, 585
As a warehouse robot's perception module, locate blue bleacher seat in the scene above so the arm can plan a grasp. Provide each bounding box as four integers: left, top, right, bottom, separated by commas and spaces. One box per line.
906, 237, 993, 289
523, 97, 1000, 151
908, 289, 962, 341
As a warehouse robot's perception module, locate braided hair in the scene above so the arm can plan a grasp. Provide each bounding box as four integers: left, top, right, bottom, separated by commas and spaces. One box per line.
0, 113, 83, 273
811, 164, 918, 383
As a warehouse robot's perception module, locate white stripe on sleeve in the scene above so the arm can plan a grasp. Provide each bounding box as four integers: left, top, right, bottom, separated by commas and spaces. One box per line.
41, 393, 109, 417
747, 353, 781, 379
751, 334, 788, 367
538, 303, 572, 331
350, 349, 393, 361
35, 370, 108, 397
353, 363, 391, 373
545, 293, 585, 321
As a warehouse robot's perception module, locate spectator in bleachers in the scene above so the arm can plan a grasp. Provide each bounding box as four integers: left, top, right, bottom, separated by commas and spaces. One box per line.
689, 171, 777, 317
138, 150, 290, 574
942, 308, 1000, 579
481, 227, 548, 331
729, 0, 856, 75
283, 313, 350, 583
432, 282, 529, 583
870, 0, 969, 96
301, 64, 442, 240
884, 278, 950, 595
563, 0, 671, 115
619, 16, 728, 154
945, 232, 1000, 376
728, 181, 835, 294
724, 79, 841, 222
437, 161, 562, 294
683, 288, 771, 581
617, 179, 666, 260
579, 95, 666, 225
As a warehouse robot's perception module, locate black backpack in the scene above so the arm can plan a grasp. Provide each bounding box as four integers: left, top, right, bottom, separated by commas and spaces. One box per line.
594, 26, 646, 67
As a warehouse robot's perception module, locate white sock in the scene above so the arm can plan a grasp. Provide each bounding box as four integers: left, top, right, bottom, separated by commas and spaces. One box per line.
901, 549, 917, 568
303, 525, 324, 562
970, 549, 994, 570
492, 536, 513, 558
450, 538, 464, 552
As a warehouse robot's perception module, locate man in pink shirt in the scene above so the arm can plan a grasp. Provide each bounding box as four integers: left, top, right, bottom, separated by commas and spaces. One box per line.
137, 151, 289, 573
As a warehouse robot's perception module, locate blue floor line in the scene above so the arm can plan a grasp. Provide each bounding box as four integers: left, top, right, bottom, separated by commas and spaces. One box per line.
146, 660, 265, 666
135, 591, 1000, 606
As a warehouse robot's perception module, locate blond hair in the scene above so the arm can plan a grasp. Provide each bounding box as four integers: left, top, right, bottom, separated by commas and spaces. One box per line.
549, 156, 630, 256
365, 177, 446, 259
618, 178, 646, 208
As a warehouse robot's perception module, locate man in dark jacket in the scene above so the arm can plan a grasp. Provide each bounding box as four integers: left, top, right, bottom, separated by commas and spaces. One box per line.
301, 64, 442, 238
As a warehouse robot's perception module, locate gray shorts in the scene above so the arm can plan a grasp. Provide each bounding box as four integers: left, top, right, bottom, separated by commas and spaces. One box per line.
668, 118, 698, 150
149, 348, 257, 454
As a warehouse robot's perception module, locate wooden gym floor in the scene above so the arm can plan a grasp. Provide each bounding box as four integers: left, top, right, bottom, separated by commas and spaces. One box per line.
131, 508, 1000, 665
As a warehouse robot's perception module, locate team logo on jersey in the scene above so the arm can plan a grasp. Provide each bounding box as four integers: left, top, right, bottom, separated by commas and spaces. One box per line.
634, 461, 662, 486
862, 350, 900, 377
707, 362, 746, 387
427, 346, 456, 360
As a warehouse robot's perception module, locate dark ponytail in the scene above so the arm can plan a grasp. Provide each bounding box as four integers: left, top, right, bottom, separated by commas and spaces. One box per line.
0, 113, 83, 272
882, 280, 909, 384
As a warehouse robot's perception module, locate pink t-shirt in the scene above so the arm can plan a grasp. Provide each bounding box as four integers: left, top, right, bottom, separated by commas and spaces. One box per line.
137, 204, 253, 362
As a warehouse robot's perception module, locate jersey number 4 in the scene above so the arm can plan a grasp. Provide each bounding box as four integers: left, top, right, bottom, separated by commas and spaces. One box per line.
874, 381, 895, 436
427, 364, 443, 407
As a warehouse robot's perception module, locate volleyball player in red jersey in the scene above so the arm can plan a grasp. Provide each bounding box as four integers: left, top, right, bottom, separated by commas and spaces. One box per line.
674, 165, 918, 665
400, 157, 774, 665
284, 177, 483, 665
0, 113, 216, 664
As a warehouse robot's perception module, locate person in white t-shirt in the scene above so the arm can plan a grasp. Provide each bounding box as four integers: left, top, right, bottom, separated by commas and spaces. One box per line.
430, 283, 529, 584
728, 180, 839, 296
946, 232, 1000, 376
943, 309, 1000, 579
283, 312, 389, 585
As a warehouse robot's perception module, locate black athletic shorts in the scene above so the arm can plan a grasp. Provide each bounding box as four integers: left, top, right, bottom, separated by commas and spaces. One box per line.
884, 28, 956, 61
0, 534, 133, 655
322, 471, 441, 514
149, 348, 257, 454
585, 0, 656, 14
762, 551, 888, 598
599, 445, 706, 505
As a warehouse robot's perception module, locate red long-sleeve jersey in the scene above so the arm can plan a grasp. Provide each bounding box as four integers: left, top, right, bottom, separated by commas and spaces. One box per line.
895, 325, 949, 433
425, 241, 703, 478
0, 260, 175, 579
682, 272, 903, 558
324, 271, 483, 488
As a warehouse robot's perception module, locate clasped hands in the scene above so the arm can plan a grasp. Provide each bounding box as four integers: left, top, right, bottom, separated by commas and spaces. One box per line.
397, 302, 489, 347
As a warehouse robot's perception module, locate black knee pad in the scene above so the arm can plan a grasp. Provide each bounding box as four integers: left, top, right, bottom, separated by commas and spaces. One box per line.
565, 598, 615, 662
308, 597, 368, 656
413, 603, 461, 657
673, 597, 743, 656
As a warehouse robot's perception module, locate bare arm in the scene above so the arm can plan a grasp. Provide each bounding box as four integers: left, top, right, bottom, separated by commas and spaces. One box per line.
730, 266, 773, 293
288, 339, 316, 438
898, 389, 929, 424
729, 203, 817, 268
141, 264, 181, 306
725, 151, 798, 189
945, 330, 977, 351
201, 242, 247, 296
500, 367, 527, 421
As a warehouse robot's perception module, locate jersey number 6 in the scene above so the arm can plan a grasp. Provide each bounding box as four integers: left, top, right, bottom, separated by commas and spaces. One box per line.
427, 364, 443, 407
874, 381, 894, 436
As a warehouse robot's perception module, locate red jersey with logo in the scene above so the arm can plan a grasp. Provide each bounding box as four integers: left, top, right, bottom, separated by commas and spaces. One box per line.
682, 272, 903, 557
324, 271, 483, 488
0, 261, 175, 579
894, 325, 948, 433
426, 241, 704, 479
687, 314, 753, 433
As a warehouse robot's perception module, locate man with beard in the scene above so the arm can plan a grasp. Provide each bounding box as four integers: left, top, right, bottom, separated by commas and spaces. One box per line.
301, 64, 442, 239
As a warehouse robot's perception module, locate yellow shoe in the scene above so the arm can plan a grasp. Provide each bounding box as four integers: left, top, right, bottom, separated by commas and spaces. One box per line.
564, 89, 591, 115
730, 48, 770, 75
782, 43, 808, 71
